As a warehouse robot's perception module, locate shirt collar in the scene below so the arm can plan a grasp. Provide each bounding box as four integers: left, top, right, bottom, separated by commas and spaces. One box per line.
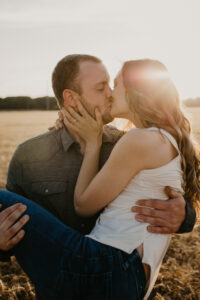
60, 124, 114, 152
60, 125, 75, 152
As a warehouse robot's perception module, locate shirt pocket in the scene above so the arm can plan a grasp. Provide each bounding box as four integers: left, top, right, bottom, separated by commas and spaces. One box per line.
30, 181, 68, 196
28, 181, 69, 220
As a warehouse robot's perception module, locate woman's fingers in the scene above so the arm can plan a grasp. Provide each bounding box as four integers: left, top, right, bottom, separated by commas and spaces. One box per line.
48, 111, 64, 131
67, 107, 83, 123
55, 119, 63, 130
61, 102, 93, 125
63, 114, 80, 133
58, 111, 64, 121
95, 108, 103, 127
62, 109, 81, 126
76, 101, 89, 118
61, 104, 103, 144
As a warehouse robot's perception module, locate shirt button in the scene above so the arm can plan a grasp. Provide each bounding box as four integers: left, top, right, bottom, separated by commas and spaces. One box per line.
45, 189, 49, 193
81, 223, 85, 228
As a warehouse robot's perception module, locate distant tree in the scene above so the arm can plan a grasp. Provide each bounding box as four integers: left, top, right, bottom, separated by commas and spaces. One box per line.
0, 96, 59, 110
183, 97, 200, 107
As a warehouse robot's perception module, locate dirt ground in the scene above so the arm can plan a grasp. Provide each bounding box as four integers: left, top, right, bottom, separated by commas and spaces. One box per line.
0, 109, 200, 299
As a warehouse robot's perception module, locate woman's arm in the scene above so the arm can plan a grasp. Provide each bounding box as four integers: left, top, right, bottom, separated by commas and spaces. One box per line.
64, 103, 178, 218
74, 129, 150, 216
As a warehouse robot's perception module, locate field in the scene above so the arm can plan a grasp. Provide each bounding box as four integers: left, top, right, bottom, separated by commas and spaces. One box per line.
0, 109, 200, 299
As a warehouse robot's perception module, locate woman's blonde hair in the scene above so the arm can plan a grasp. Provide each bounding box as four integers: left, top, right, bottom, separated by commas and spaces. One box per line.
122, 59, 200, 214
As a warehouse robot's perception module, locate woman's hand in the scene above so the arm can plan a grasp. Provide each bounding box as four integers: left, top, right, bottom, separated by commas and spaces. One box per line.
62, 101, 103, 148
48, 111, 64, 131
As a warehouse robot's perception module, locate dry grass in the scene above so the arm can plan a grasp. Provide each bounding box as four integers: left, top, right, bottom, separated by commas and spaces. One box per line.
0, 109, 200, 299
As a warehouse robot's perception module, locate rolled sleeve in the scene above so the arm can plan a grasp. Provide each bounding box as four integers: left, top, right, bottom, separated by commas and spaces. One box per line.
177, 198, 196, 234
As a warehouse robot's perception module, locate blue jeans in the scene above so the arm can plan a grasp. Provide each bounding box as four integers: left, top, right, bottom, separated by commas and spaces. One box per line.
0, 190, 146, 300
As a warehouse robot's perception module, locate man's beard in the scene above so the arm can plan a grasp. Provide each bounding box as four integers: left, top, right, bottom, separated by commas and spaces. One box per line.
80, 96, 114, 125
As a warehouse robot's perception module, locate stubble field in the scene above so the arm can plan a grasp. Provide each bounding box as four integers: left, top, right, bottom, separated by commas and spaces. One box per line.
0, 109, 200, 299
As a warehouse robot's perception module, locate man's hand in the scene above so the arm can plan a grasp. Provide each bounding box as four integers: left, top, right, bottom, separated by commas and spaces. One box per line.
0, 203, 29, 251
131, 186, 186, 234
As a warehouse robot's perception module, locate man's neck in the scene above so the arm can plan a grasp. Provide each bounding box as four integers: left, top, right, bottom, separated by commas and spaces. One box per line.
67, 126, 80, 143
67, 126, 86, 154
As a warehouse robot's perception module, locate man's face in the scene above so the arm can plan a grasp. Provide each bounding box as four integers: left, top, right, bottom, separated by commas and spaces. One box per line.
77, 61, 113, 124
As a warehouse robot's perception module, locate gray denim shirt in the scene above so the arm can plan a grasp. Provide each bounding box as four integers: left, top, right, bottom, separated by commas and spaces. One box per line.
6, 125, 196, 236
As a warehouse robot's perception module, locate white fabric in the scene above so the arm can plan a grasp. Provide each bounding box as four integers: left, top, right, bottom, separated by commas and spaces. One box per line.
87, 127, 184, 300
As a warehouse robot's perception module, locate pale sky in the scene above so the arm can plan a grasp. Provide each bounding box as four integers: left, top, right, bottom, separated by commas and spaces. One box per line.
0, 0, 200, 99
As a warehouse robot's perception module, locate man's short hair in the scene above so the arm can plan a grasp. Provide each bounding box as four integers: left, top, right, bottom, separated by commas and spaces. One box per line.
52, 54, 102, 107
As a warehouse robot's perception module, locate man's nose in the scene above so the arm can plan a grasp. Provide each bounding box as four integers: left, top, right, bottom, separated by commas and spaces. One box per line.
106, 86, 112, 98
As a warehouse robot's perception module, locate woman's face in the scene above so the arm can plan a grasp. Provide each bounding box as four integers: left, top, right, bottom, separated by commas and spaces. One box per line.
111, 71, 131, 119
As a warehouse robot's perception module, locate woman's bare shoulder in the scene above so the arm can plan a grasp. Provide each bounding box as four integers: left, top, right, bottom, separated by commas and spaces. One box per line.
116, 128, 176, 169
118, 128, 164, 149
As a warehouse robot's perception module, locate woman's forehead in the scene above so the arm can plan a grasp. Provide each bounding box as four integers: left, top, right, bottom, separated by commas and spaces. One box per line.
114, 71, 123, 82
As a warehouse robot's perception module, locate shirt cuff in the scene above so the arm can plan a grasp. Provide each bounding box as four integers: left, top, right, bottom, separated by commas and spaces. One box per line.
177, 198, 196, 233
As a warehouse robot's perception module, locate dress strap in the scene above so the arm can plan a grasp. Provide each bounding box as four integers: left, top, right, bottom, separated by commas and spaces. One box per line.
147, 127, 180, 153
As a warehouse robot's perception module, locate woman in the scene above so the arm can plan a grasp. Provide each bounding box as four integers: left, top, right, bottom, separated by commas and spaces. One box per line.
0, 59, 199, 300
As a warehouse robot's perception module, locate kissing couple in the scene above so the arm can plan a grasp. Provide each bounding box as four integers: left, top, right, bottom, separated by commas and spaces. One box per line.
0, 54, 198, 300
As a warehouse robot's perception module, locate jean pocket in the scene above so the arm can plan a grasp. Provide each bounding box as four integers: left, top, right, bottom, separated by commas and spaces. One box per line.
55, 271, 112, 300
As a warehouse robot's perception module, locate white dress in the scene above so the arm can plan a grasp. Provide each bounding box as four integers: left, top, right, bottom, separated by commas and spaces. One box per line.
87, 127, 184, 299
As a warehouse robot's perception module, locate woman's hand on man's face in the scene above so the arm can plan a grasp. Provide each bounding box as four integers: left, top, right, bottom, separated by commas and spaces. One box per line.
62, 101, 103, 148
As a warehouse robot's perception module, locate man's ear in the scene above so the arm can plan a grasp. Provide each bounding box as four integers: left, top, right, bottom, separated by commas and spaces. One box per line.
62, 89, 80, 108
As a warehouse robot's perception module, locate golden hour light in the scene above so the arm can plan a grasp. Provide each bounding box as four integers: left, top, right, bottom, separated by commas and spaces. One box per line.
0, 1, 200, 300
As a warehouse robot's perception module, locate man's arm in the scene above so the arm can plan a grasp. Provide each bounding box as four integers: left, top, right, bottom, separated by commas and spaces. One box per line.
132, 186, 196, 234
6, 146, 26, 196
176, 197, 196, 233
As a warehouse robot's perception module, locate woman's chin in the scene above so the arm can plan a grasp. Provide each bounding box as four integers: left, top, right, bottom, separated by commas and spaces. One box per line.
110, 110, 126, 119
110, 108, 118, 118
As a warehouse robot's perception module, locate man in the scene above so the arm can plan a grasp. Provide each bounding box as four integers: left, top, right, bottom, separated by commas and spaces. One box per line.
0, 54, 196, 299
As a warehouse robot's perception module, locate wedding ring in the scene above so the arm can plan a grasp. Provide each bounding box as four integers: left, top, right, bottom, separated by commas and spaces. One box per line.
72, 118, 77, 123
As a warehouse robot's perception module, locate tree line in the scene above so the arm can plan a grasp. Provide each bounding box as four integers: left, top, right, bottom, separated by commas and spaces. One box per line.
0, 96, 59, 110
0, 96, 200, 110
183, 97, 200, 107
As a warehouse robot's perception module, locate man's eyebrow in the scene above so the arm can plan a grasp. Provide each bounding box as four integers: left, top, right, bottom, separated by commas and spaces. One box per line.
94, 80, 109, 86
